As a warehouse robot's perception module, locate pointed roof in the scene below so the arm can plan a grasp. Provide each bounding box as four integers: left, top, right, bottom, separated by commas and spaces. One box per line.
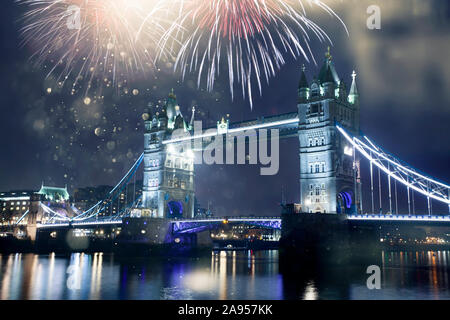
299, 65, 309, 89
38, 185, 70, 201
189, 106, 196, 127
349, 70, 358, 96
166, 89, 177, 120
322, 65, 335, 84
318, 47, 339, 85
174, 114, 186, 130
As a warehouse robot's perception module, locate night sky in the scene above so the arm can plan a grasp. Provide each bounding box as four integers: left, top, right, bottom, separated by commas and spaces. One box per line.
1, 0, 450, 216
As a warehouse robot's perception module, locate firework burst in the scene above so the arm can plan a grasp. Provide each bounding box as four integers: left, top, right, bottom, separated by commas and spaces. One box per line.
164, 0, 347, 107
17, 0, 170, 96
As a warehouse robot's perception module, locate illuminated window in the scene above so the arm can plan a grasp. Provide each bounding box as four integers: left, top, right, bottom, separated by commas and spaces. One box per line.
315, 187, 320, 196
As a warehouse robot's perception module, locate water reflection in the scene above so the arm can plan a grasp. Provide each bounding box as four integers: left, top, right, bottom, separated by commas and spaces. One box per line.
0, 250, 449, 299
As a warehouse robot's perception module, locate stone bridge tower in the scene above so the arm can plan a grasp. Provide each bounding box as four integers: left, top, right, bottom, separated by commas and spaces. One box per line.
141, 90, 195, 219
298, 49, 361, 214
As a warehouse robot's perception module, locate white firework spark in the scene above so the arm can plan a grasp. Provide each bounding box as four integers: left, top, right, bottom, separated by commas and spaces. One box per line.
162, 0, 347, 107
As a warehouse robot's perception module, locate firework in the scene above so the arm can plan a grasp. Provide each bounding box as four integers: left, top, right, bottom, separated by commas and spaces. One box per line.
17, 0, 170, 95
164, 0, 347, 107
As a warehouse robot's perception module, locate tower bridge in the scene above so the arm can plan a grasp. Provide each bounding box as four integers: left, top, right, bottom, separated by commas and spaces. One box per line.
5, 49, 450, 249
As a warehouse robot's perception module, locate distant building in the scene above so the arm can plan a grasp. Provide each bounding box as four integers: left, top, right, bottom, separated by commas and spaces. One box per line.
37, 184, 70, 203
194, 198, 213, 218
0, 190, 35, 226
0, 184, 70, 226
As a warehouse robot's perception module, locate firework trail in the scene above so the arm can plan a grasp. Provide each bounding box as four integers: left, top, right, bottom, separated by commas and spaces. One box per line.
17, 0, 170, 96
17, 0, 346, 107
163, 0, 347, 107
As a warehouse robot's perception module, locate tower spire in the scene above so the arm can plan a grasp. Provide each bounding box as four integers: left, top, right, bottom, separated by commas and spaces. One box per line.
325, 46, 332, 61
348, 70, 359, 104
189, 106, 196, 127
299, 64, 309, 89
298, 64, 310, 102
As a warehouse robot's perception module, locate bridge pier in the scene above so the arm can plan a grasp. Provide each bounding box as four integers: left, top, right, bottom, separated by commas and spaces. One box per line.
279, 211, 380, 271
116, 217, 212, 255
24, 194, 42, 243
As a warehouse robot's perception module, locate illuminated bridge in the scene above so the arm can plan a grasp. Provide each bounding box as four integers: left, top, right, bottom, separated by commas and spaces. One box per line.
10, 51, 450, 246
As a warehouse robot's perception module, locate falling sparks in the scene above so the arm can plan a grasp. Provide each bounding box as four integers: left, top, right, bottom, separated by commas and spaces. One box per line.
163, 0, 347, 108
17, 0, 346, 109
17, 0, 171, 96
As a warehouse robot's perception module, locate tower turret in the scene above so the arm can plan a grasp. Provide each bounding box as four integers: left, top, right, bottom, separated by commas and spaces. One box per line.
298, 65, 309, 102
143, 103, 152, 132
158, 106, 168, 130
189, 106, 196, 128
319, 48, 338, 97
322, 65, 336, 97
166, 89, 178, 127
348, 70, 359, 105
174, 114, 186, 130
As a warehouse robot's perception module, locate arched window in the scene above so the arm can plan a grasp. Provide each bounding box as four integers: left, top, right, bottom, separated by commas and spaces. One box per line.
315, 164, 320, 173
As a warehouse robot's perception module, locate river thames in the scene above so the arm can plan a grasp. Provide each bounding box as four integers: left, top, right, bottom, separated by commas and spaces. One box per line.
0, 250, 449, 300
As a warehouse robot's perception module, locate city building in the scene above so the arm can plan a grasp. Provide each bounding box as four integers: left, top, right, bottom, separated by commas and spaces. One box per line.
194, 198, 213, 218
0, 184, 70, 226
0, 190, 34, 226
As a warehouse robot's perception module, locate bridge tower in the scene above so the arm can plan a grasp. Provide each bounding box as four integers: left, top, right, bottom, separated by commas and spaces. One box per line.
141, 90, 195, 219
25, 193, 43, 241
298, 49, 361, 214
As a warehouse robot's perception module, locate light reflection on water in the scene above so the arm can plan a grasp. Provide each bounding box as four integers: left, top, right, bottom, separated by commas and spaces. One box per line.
0, 250, 449, 300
